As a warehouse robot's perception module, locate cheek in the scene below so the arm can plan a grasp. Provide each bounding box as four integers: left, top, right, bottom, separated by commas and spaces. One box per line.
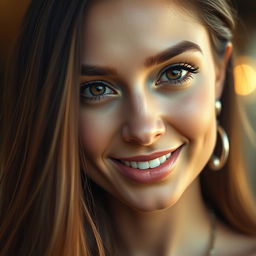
177, 82, 217, 169
79, 107, 120, 157
80, 111, 107, 156
169, 82, 216, 139
162, 79, 217, 171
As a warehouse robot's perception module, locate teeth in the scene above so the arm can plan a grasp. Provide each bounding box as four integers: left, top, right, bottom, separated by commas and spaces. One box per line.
131, 161, 137, 168
159, 155, 166, 164
124, 161, 130, 166
149, 158, 161, 168
121, 152, 172, 170
138, 162, 149, 169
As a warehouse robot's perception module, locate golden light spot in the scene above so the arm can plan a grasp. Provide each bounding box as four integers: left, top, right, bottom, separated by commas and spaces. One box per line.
234, 60, 256, 96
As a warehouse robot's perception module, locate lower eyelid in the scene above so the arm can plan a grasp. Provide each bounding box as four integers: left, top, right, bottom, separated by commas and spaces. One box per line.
156, 73, 194, 87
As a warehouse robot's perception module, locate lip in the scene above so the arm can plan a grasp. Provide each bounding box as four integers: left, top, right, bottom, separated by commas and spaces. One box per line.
111, 145, 184, 184
115, 148, 178, 162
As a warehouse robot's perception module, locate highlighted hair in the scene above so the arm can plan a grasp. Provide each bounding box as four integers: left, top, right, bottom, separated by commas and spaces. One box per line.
0, 0, 255, 255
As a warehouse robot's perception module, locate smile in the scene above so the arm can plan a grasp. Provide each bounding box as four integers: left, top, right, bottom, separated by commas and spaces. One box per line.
120, 152, 172, 170
111, 145, 184, 183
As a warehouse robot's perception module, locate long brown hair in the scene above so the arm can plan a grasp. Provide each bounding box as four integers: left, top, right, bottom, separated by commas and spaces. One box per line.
0, 0, 255, 255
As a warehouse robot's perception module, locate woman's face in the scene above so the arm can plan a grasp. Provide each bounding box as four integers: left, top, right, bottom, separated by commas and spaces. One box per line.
79, 0, 225, 211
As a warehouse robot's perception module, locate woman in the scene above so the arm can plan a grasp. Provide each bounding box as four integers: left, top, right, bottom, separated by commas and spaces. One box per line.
0, 0, 255, 255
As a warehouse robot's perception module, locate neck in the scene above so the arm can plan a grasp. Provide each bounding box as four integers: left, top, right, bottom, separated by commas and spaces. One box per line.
106, 179, 213, 256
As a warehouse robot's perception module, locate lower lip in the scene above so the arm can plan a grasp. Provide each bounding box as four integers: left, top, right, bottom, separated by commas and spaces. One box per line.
111, 146, 183, 184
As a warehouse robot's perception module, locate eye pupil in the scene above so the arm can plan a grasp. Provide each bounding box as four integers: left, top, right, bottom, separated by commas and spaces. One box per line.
90, 85, 106, 95
166, 69, 182, 80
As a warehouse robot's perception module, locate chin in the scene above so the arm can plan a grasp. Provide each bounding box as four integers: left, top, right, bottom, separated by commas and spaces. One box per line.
121, 193, 182, 213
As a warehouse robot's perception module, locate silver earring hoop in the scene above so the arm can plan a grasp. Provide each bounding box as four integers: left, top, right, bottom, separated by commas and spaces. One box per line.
208, 124, 229, 170
208, 100, 229, 170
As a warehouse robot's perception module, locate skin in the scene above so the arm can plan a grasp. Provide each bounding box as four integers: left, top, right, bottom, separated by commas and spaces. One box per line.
79, 0, 256, 255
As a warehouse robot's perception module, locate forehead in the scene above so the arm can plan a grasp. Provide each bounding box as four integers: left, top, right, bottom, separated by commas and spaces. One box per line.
82, 0, 210, 67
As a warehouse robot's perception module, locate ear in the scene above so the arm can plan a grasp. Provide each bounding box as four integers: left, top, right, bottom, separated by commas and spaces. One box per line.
215, 42, 233, 99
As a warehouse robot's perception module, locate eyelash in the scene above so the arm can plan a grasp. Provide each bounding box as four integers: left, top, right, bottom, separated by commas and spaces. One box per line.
156, 62, 199, 86
80, 80, 116, 102
80, 62, 199, 101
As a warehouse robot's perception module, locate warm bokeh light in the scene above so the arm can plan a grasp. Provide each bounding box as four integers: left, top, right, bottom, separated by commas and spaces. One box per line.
234, 57, 256, 96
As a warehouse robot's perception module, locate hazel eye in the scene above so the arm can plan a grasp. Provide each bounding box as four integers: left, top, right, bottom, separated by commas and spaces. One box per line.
156, 63, 199, 86
165, 69, 184, 80
80, 81, 116, 100
88, 84, 106, 96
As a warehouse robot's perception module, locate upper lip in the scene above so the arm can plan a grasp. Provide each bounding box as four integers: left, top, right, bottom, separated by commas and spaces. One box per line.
113, 146, 182, 162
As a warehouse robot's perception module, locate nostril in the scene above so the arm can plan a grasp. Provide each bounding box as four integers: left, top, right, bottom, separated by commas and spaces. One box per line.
155, 133, 162, 138
121, 117, 166, 145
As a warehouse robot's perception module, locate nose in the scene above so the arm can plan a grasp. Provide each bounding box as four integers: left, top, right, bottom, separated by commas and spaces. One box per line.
122, 94, 166, 146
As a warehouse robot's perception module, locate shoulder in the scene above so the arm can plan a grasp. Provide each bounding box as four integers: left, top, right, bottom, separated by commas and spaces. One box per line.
215, 220, 256, 256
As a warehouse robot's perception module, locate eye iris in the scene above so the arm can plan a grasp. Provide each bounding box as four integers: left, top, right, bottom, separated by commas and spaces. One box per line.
166, 69, 182, 80
90, 84, 106, 96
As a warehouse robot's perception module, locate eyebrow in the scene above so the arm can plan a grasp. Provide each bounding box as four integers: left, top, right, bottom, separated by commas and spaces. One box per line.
81, 65, 117, 76
81, 40, 202, 76
144, 40, 202, 67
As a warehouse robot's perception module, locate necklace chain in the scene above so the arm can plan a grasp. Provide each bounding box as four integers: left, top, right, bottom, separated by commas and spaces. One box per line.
205, 211, 217, 256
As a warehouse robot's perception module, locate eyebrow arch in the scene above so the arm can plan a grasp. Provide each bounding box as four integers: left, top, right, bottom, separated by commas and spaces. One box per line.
81, 40, 202, 76
81, 65, 117, 76
144, 40, 203, 67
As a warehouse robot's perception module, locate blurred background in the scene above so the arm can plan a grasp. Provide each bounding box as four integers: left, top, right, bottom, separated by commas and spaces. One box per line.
0, 0, 256, 194
232, 0, 256, 195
